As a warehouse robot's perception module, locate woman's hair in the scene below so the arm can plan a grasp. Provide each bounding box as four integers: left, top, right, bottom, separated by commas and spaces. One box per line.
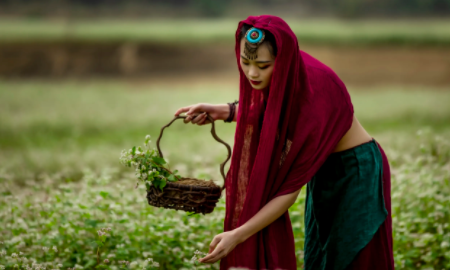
240, 23, 278, 57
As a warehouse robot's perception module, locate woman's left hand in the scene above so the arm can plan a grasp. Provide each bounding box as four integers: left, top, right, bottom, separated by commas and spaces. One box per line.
198, 230, 243, 264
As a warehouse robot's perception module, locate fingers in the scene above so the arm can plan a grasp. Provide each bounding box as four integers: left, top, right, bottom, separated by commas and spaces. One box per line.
185, 104, 203, 118
192, 112, 208, 125
197, 113, 209, 126
185, 113, 200, 124
175, 104, 201, 117
199, 249, 225, 264
208, 235, 221, 254
174, 106, 191, 116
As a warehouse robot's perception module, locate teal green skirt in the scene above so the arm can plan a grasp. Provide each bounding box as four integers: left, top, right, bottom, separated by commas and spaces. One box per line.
304, 139, 388, 270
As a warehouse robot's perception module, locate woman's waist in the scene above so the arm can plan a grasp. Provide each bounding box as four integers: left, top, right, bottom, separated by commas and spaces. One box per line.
333, 116, 372, 153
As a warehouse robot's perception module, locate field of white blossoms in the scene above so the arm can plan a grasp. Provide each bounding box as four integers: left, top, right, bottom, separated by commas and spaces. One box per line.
0, 80, 449, 269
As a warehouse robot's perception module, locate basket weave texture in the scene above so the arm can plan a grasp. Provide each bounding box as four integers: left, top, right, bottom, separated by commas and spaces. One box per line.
146, 114, 231, 215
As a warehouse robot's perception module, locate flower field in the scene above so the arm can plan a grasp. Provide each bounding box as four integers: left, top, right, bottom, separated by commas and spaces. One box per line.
0, 80, 449, 269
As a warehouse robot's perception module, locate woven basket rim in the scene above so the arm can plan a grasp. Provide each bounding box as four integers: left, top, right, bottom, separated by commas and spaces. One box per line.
165, 180, 221, 192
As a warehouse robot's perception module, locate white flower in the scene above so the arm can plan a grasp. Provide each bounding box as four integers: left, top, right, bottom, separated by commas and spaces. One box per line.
194, 250, 206, 256
142, 173, 147, 179
52, 246, 58, 252
0, 265, 5, 270
11, 253, 18, 258
56, 264, 63, 268
145, 135, 151, 140
118, 261, 130, 266
103, 259, 109, 263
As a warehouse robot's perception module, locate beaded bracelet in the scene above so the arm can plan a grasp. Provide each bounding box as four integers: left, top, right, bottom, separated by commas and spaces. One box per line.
224, 100, 239, 123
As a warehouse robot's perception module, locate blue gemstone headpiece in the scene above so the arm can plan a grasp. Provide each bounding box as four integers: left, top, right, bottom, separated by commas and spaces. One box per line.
244, 27, 266, 60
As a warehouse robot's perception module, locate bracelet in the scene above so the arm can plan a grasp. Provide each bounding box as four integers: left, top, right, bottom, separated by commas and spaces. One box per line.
224, 100, 238, 123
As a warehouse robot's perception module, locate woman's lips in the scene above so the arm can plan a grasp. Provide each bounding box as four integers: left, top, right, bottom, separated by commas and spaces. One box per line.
250, 80, 262, 85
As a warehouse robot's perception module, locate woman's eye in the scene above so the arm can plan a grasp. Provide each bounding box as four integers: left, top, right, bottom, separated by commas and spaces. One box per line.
259, 65, 270, 70
242, 62, 250, 66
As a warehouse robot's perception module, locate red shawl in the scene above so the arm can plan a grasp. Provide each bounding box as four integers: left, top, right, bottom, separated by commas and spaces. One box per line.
221, 15, 354, 270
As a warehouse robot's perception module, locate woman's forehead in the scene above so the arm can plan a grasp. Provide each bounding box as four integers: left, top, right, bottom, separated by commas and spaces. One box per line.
240, 39, 274, 61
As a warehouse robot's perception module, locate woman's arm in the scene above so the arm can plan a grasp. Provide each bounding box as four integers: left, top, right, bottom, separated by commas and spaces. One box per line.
199, 188, 301, 263
233, 188, 300, 243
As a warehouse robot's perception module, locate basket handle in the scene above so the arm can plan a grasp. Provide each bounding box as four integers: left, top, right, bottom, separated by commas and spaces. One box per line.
156, 114, 231, 191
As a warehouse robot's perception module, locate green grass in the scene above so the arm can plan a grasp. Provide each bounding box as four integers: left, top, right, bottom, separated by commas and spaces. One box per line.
1, 18, 450, 45
0, 80, 449, 269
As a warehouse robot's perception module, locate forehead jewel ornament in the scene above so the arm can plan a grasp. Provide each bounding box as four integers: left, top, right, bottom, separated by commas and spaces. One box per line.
244, 27, 266, 60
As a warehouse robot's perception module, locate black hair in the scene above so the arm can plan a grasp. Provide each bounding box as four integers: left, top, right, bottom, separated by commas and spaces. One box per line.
240, 23, 278, 57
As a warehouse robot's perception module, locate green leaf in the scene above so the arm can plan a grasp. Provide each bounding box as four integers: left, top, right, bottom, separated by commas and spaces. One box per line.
99, 191, 109, 199
159, 178, 167, 191
167, 174, 176, 182
132, 146, 136, 155
153, 179, 161, 189
152, 156, 166, 165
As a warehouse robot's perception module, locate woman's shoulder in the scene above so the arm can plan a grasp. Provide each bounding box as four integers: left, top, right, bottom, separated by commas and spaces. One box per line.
300, 50, 346, 91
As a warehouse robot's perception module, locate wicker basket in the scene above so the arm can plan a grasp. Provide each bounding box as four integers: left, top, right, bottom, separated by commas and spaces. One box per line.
146, 114, 231, 215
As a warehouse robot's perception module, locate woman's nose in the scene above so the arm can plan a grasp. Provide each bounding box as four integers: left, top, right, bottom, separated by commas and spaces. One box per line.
248, 66, 259, 78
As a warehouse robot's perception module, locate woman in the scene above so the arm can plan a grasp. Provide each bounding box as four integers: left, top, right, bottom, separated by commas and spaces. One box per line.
174, 15, 394, 270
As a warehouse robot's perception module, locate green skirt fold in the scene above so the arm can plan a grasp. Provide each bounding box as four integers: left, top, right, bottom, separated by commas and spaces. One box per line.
304, 139, 388, 270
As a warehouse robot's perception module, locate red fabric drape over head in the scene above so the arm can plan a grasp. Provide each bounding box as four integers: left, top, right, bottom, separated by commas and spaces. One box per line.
221, 15, 354, 270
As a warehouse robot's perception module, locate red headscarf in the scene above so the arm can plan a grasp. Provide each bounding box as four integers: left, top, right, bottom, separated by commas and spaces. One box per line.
221, 15, 354, 269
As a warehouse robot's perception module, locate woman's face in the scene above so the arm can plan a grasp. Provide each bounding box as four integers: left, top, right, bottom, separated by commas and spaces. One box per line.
239, 38, 275, 90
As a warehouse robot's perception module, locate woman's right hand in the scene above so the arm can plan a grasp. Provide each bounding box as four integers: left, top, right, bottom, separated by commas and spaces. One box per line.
174, 103, 230, 126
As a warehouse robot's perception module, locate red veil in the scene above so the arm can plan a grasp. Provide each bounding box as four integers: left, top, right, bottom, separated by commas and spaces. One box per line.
221, 15, 354, 269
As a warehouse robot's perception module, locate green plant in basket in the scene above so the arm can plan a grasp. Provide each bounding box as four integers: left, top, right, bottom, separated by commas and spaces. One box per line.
120, 114, 231, 215
119, 135, 181, 191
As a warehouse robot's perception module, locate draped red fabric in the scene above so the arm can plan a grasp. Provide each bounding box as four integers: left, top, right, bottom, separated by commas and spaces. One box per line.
221, 15, 354, 270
